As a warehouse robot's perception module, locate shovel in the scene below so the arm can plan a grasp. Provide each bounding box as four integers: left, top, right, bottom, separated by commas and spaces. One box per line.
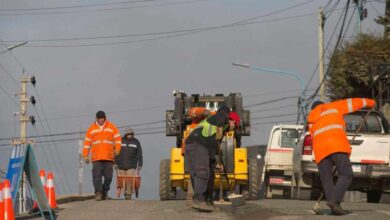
312, 108, 374, 214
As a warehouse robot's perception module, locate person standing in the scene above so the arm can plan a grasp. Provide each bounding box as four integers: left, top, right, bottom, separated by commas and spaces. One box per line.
83, 111, 122, 201
308, 98, 375, 215
185, 106, 230, 212
115, 127, 143, 200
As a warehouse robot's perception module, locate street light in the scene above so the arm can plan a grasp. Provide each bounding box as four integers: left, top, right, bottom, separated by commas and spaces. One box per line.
232, 62, 307, 124
0, 41, 28, 54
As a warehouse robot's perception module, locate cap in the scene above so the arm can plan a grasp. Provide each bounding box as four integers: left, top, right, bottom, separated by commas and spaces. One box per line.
124, 127, 134, 135
229, 112, 240, 127
96, 111, 106, 119
311, 100, 324, 110
217, 106, 230, 115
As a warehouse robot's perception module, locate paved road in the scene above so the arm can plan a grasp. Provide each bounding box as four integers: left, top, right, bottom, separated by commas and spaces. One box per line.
24, 198, 390, 220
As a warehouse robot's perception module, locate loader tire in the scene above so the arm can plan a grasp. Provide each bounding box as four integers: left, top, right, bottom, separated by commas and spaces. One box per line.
246, 158, 260, 200
160, 159, 174, 200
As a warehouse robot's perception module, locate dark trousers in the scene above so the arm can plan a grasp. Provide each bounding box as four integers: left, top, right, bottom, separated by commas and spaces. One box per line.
317, 153, 353, 203
92, 160, 114, 194
185, 143, 214, 201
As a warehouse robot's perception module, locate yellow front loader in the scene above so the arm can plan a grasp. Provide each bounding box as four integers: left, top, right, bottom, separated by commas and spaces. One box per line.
159, 92, 260, 200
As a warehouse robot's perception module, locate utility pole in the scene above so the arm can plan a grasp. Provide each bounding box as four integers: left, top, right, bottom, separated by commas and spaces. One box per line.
318, 7, 326, 102
12, 73, 36, 214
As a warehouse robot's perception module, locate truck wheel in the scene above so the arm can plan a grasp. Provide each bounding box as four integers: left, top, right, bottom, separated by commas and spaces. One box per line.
246, 158, 260, 200
367, 190, 381, 203
160, 159, 174, 200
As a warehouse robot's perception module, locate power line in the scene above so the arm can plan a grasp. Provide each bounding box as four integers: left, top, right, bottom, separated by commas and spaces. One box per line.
252, 119, 297, 126
251, 104, 297, 113
0, 119, 165, 141
307, 0, 352, 103
0, 105, 170, 127
252, 113, 297, 121
304, 2, 348, 93
0, 0, 212, 16
0, 0, 157, 11
244, 96, 299, 108
3, 0, 316, 47
368, 1, 384, 15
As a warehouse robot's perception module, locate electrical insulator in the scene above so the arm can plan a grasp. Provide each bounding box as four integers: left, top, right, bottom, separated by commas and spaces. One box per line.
30, 115, 36, 126
31, 76, 36, 87
30, 96, 36, 105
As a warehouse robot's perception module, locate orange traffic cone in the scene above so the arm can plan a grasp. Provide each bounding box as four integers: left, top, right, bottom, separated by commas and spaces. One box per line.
32, 169, 47, 210
0, 182, 5, 220
47, 172, 57, 209
3, 180, 15, 220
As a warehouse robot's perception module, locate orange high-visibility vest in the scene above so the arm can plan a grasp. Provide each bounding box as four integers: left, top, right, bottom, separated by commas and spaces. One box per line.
83, 120, 121, 162
181, 123, 198, 155
308, 98, 375, 164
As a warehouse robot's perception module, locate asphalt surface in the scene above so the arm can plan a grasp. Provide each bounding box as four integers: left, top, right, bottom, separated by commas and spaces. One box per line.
22, 198, 390, 220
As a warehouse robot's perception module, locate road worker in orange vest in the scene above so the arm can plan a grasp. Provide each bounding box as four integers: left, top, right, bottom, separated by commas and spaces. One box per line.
83, 111, 122, 201
181, 107, 211, 206
308, 98, 376, 215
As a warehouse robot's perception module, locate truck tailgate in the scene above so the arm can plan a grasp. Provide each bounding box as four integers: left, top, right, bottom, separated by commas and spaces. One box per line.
267, 148, 293, 167
348, 134, 390, 164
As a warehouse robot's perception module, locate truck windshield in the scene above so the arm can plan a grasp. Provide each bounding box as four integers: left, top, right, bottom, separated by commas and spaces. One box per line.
344, 113, 382, 133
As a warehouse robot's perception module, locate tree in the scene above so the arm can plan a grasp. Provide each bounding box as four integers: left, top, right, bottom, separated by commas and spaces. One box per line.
327, 34, 390, 100
375, 0, 390, 39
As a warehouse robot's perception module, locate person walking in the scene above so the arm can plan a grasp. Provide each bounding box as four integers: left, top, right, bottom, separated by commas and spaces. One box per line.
308, 98, 375, 215
115, 127, 143, 200
83, 111, 122, 201
185, 106, 230, 212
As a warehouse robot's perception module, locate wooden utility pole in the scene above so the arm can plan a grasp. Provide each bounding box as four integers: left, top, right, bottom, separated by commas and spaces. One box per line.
318, 7, 326, 102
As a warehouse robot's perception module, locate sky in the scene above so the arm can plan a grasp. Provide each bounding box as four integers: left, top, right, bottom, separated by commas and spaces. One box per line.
0, 0, 385, 200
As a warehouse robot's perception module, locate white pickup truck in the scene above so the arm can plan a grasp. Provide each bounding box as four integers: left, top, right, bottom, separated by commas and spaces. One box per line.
292, 110, 390, 203
261, 124, 303, 199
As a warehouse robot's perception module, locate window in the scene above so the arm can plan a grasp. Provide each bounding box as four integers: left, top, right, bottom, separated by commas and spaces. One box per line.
280, 129, 301, 148
344, 113, 382, 133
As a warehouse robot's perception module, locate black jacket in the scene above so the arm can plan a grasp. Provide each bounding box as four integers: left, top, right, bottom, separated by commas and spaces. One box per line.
115, 136, 143, 170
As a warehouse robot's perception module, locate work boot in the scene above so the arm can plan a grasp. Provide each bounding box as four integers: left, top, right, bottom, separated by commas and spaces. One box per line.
191, 200, 214, 212
95, 192, 103, 201
326, 201, 350, 215
102, 191, 108, 200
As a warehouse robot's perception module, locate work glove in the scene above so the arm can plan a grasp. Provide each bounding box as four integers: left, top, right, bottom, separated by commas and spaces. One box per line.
215, 163, 224, 172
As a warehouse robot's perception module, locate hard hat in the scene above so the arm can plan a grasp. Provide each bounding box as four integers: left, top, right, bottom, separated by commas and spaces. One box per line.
229, 112, 240, 127
311, 100, 324, 110
124, 127, 134, 135
96, 111, 106, 119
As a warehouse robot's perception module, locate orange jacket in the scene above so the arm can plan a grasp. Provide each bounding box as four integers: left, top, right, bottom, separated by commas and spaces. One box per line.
83, 120, 121, 162
308, 98, 375, 164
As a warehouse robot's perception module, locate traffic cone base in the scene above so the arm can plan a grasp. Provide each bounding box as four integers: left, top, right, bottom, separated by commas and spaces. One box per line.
0, 182, 4, 220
